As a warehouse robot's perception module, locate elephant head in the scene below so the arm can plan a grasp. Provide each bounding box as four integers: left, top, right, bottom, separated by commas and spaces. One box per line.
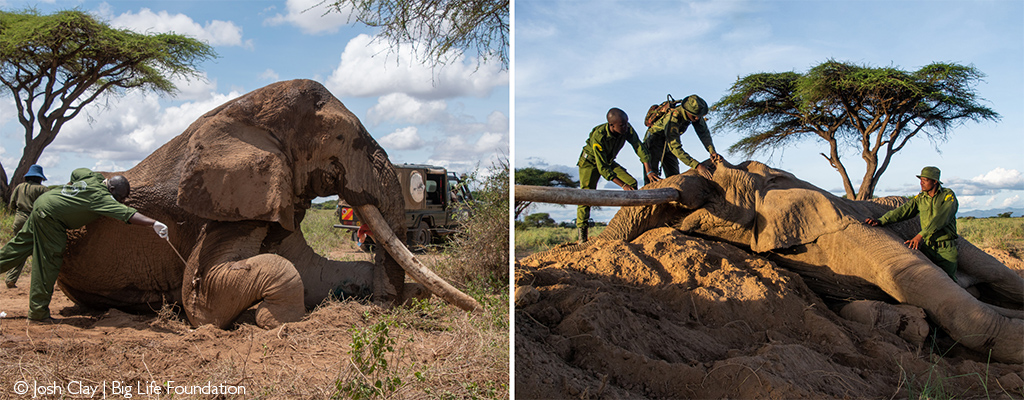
57, 79, 479, 329
516, 160, 1024, 363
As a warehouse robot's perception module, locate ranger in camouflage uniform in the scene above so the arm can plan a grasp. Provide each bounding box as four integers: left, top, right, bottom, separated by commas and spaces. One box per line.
643, 94, 722, 183
865, 166, 960, 281
5, 164, 53, 288
0, 168, 169, 323
576, 108, 658, 242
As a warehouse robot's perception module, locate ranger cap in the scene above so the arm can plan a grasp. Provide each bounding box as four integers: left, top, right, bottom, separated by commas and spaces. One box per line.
916, 166, 942, 184
682, 95, 708, 118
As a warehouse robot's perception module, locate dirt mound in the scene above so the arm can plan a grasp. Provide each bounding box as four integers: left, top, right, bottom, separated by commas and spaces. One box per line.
515, 228, 1024, 399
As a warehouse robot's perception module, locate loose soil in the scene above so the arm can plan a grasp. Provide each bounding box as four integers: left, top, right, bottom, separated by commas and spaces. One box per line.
0, 248, 507, 399
515, 227, 1024, 399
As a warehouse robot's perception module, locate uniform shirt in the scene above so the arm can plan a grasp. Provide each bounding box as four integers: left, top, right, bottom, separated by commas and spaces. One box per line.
32, 168, 137, 230
577, 123, 651, 181
8, 181, 51, 215
647, 108, 717, 168
878, 187, 958, 245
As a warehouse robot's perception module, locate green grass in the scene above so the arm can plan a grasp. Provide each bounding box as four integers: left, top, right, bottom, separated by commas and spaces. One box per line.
514, 225, 605, 256
301, 209, 361, 259
957, 216, 1024, 256
1, 208, 14, 242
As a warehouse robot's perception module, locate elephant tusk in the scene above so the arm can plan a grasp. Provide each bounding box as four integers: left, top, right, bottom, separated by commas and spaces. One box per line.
355, 204, 483, 313
515, 185, 679, 206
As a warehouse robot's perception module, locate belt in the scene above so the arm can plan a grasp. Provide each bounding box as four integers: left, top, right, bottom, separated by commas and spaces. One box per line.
933, 239, 956, 249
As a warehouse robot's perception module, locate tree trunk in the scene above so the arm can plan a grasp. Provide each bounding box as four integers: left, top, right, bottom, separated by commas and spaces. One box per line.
823, 136, 857, 199
857, 149, 880, 200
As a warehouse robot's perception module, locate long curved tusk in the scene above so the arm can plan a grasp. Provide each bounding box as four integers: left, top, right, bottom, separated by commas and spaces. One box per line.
355, 204, 483, 313
515, 185, 679, 206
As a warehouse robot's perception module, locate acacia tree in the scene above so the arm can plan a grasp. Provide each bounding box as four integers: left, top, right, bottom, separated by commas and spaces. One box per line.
0, 9, 215, 202
324, 0, 509, 70
514, 167, 577, 218
713, 60, 999, 200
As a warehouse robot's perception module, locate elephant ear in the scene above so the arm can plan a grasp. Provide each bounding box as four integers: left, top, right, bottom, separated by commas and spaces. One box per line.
178, 116, 297, 231
747, 163, 858, 252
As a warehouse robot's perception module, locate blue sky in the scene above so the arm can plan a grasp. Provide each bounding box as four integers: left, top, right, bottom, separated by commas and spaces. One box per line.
514, 0, 1024, 223
0, 0, 509, 199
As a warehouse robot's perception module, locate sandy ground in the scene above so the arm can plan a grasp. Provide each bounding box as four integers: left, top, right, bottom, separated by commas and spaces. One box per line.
515, 228, 1024, 399
0, 247, 506, 399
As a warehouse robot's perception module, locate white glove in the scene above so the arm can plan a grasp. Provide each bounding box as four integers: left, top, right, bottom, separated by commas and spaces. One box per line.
153, 221, 169, 239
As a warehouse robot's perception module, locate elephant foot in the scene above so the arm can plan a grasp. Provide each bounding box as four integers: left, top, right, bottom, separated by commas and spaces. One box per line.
400, 282, 432, 306
185, 254, 305, 329
840, 300, 929, 346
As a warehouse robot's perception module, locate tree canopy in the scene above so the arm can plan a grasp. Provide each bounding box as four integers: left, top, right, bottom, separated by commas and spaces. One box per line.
0, 8, 216, 202
713, 59, 999, 200
324, 0, 509, 70
514, 167, 578, 218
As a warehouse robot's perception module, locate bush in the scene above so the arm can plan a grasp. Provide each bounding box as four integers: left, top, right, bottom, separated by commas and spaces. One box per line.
523, 212, 556, 228
436, 159, 509, 291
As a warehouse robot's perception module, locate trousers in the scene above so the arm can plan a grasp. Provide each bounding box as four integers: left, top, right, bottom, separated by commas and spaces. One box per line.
0, 212, 68, 320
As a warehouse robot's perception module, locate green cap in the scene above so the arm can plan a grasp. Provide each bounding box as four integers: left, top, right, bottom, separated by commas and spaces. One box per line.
916, 166, 942, 184
682, 94, 708, 118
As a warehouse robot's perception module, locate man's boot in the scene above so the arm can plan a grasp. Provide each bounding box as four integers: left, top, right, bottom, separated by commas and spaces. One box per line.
578, 225, 589, 243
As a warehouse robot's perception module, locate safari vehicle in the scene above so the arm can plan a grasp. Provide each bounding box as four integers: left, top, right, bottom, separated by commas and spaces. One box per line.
335, 164, 472, 250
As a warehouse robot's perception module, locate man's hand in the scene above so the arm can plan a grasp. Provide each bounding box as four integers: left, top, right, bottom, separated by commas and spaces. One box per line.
864, 218, 880, 227
695, 163, 714, 180
621, 185, 636, 191
646, 171, 661, 183
905, 234, 923, 250
153, 221, 169, 239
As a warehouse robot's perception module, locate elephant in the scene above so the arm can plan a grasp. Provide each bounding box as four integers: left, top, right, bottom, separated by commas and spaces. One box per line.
54, 79, 480, 329
516, 159, 1024, 363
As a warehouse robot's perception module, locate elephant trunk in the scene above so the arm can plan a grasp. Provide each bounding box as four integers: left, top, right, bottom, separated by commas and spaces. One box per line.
355, 204, 483, 312
824, 224, 1023, 363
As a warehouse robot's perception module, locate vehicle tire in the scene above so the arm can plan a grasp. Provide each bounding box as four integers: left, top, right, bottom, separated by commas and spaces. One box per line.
410, 221, 432, 248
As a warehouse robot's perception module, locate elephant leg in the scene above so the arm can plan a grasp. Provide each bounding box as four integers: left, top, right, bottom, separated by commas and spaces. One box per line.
182, 222, 305, 329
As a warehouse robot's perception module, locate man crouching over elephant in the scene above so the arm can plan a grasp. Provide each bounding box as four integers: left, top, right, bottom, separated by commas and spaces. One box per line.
0, 168, 168, 324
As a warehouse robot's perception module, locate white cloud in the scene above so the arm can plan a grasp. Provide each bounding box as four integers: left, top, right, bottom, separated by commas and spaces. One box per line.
972, 168, 1024, 188
367, 93, 449, 126
1002, 195, 1022, 208
378, 127, 425, 150
99, 6, 250, 48
263, 0, 350, 35
50, 90, 242, 161
259, 69, 280, 82
168, 73, 218, 101
431, 129, 508, 165
326, 34, 508, 100
946, 167, 1024, 195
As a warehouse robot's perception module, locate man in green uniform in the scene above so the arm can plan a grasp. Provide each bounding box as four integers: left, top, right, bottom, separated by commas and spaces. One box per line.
5, 164, 53, 288
577, 108, 658, 242
865, 166, 959, 282
0, 168, 169, 323
643, 94, 723, 183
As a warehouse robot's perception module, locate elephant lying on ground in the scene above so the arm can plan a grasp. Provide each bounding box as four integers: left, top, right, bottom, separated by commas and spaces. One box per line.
516, 160, 1024, 363
57, 79, 480, 328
